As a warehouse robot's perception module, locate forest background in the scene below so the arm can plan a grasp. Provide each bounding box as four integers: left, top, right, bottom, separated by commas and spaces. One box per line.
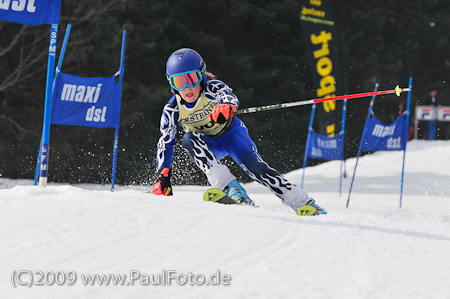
1, 0, 449, 185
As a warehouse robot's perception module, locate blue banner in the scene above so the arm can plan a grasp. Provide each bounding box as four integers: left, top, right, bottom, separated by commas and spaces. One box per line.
51, 72, 121, 128
0, 0, 61, 25
306, 131, 343, 160
360, 115, 407, 152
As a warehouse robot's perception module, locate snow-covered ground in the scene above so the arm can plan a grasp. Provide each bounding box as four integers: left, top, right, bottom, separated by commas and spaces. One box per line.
1, 140, 449, 299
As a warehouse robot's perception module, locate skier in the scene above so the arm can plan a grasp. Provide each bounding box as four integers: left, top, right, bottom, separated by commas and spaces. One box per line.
151, 48, 326, 216
422, 88, 440, 140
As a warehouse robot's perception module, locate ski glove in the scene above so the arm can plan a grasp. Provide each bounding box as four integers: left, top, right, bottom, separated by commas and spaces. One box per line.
209, 104, 237, 124
152, 168, 173, 196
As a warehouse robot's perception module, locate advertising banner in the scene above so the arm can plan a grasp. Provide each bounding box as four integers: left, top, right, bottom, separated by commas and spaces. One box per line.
51, 72, 121, 129
0, 0, 61, 25
360, 115, 408, 151
299, 0, 344, 136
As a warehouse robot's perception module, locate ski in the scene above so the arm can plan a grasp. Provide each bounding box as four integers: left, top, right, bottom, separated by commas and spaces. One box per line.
296, 201, 327, 216
203, 188, 239, 204
296, 205, 320, 216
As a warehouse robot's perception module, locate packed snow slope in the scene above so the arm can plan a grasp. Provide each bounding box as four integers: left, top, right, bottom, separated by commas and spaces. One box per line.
1, 140, 449, 299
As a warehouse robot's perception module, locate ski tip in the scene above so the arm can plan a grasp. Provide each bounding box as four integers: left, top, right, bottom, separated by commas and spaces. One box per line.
203, 188, 224, 202
296, 206, 327, 216
297, 205, 318, 216
204, 188, 239, 204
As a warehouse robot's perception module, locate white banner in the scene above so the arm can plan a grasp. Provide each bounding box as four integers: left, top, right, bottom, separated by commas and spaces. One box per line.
437, 106, 450, 122
415, 106, 435, 121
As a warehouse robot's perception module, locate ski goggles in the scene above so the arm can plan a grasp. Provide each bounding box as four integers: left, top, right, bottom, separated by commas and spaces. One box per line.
168, 70, 203, 91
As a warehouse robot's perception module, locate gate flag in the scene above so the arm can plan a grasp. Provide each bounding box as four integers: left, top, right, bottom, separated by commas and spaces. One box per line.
360, 115, 408, 152
0, 0, 61, 25
301, 98, 347, 194
347, 78, 413, 209
1, 0, 62, 188
51, 73, 121, 129
306, 131, 343, 160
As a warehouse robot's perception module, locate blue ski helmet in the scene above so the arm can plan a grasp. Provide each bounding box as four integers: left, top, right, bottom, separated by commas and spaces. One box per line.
166, 48, 207, 90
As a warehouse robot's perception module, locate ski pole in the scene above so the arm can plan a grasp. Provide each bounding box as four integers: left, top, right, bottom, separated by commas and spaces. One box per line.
235, 85, 409, 115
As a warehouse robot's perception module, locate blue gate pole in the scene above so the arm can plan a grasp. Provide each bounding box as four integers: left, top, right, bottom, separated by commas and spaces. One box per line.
301, 103, 316, 188
111, 128, 119, 192
111, 30, 127, 192
339, 99, 347, 196
399, 77, 413, 207
35, 24, 58, 187
34, 24, 72, 185
33, 143, 43, 185
54, 24, 72, 79
346, 83, 379, 207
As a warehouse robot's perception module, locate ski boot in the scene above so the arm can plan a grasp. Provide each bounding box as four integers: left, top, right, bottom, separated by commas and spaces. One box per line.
224, 179, 255, 206
296, 199, 327, 216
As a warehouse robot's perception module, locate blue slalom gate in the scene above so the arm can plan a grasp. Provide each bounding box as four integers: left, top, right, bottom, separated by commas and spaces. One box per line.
346, 78, 413, 207
34, 26, 126, 191
301, 99, 347, 195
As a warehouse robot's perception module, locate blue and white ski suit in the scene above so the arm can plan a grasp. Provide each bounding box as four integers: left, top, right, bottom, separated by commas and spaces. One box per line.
156, 79, 310, 210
